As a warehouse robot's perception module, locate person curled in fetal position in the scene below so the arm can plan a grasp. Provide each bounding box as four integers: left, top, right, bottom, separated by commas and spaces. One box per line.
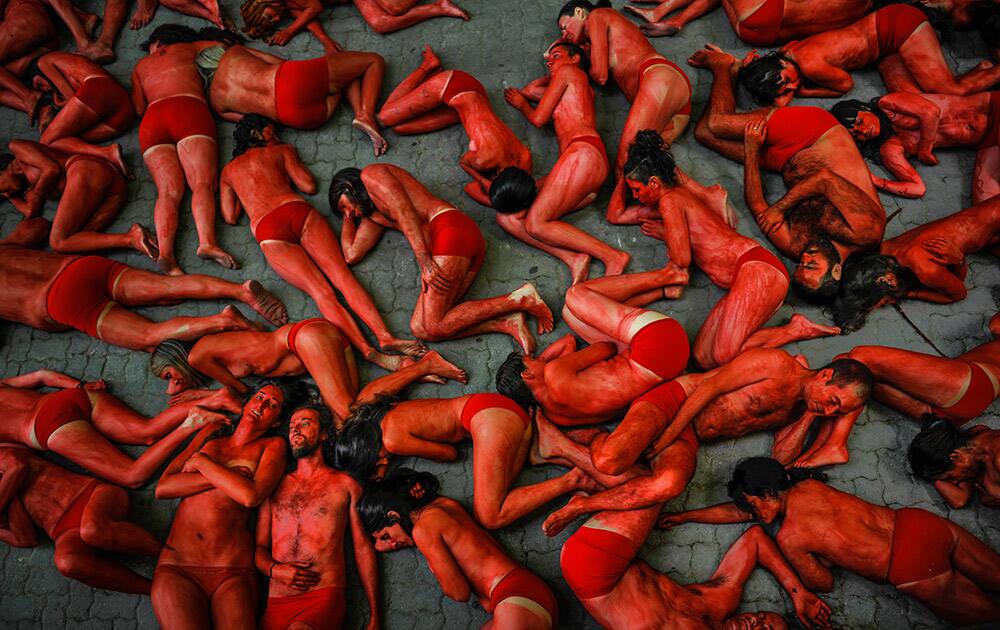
0, 446, 165, 594
335, 392, 599, 529
503, 42, 629, 282
255, 404, 381, 630
132, 24, 243, 275
331, 163, 553, 354
495, 267, 690, 426
0, 0, 58, 80
557, 1, 692, 223
663, 457, 1000, 625
220, 116, 424, 369
830, 93, 999, 204
377, 46, 536, 213
909, 420, 1000, 510
829, 197, 1000, 332
360, 469, 559, 629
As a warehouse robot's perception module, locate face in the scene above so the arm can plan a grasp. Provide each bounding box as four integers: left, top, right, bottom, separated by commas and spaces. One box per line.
372, 446, 390, 483
31, 76, 52, 92
372, 522, 413, 552
723, 612, 789, 630
288, 408, 324, 458
850, 110, 882, 142
625, 176, 663, 206
917, 0, 952, 9
793, 245, 839, 290
0, 165, 23, 199
262, 6, 283, 27
159, 366, 192, 395
256, 124, 279, 146
744, 494, 783, 525
805, 374, 864, 415
242, 385, 284, 430
938, 448, 977, 482
558, 12, 585, 44
338, 193, 364, 220
545, 45, 577, 72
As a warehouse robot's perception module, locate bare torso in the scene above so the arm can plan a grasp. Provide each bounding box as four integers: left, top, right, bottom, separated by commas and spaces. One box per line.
783, 13, 882, 73
0, 246, 78, 330
363, 164, 449, 234
887, 92, 996, 150
134, 42, 214, 105
3, 449, 90, 537
452, 93, 532, 174
551, 65, 600, 150
883, 197, 1000, 273
190, 328, 303, 380
586, 8, 661, 101
381, 397, 468, 448
541, 351, 664, 424
222, 144, 305, 225
40, 51, 110, 96
209, 46, 280, 118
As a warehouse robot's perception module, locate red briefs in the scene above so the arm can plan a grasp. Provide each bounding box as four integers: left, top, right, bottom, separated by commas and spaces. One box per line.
260, 586, 346, 630
75, 75, 133, 133
978, 92, 1000, 150
639, 57, 692, 116
33, 388, 93, 449
561, 526, 641, 599
875, 5, 928, 57
930, 362, 996, 426
254, 201, 314, 245
736, 245, 790, 282
627, 317, 690, 382
65, 154, 126, 198
274, 57, 331, 129
154, 564, 257, 599
429, 209, 486, 269
760, 106, 839, 172
138, 95, 217, 155
490, 567, 558, 627
567, 134, 608, 169
459, 393, 529, 432
736, 0, 784, 46
46, 255, 129, 338
442, 70, 487, 106
49, 478, 100, 541
886, 507, 955, 587
635, 379, 687, 418
285, 318, 328, 357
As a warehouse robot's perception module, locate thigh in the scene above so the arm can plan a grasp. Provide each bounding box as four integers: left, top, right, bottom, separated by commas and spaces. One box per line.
472, 418, 529, 505
82, 193, 127, 232
620, 70, 690, 150
88, 390, 148, 443
143, 146, 187, 194
325, 51, 378, 90
899, 29, 958, 92
152, 567, 213, 630
261, 240, 338, 298
176, 136, 219, 189
420, 255, 471, 315
47, 422, 138, 480
531, 148, 606, 221
973, 146, 999, 204
378, 73, 448, 126
81, 482, 130, 527
715, 264, 786, 341
52, 164, 110, 235
877, 55, 922, 93
211, 572, 258, 630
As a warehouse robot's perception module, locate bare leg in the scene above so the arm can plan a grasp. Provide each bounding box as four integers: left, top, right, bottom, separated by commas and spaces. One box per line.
688, 45, 759, 161
151, 569, 212, 630
143, 146, 185, 275
176, 137, 236, 270
973, 146, 1000, 204
79, 484, 162, 557
326, 50, 387, 155
294, 324, 362, 421
89, 389, 239, 444
93, 0, 127, 52
901, 28, 1000, 95
53, 532, 152, 594
210, 575, 258, 630
354, 0, 469, 34
496, 211, 592, 284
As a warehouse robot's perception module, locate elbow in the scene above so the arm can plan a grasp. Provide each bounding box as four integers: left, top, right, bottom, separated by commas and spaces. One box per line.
805, 575, 834, 593
443, 585, 472, 603
343, 250, 362, 265
591, 450, 630, 477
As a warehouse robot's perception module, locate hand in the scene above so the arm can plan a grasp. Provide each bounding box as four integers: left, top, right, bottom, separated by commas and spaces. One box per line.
270, 561, 321, 591
744, 116, 768, 153
792, 589, 833, 629
268, 29, 294, 46
917, 147, 938, 166
656, 511, 687, 530
740, 48, 761, 70
758, 205, 786, 236
639, 218, 665, 241
504, 88, 528, 109
921, 236, 963, 265
82, 379, 107, 391
182, 451, 212, 473
421, 259, 453, 294
181, 407, 232, 432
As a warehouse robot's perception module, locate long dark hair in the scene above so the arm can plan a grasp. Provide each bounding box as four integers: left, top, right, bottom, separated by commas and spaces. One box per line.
908, 419, 970, 481
358, 468, 440, 535
329, 167, 377, 217
333, 395, 398, 482
829, 252, 912, 332
829, 99, 895, 163
489, 167, 536, 214
557, 0, 612, 21
728, 457, 827, 515
141, 24, 243, 51
623, 130, 677, 186
232, 114, 276, 157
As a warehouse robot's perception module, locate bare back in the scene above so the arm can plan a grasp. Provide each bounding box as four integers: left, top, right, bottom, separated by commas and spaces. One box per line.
364, 164, 450, 225
0, 385, 48, 444
209, 46, 281, 117
0, 246, 78, 330
222, 145, 305, 222
667, 187, 758, 287
783, 14, 881, 73
134, 42, 214, 105
191, 328, 302, 380
587, 8, 659, 99
885, 197, 1000, 264
542, 354, 663, 423
4, 450, 91, 536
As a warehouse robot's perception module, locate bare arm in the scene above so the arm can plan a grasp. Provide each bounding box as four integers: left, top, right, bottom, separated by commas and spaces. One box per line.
254, 498, 273, 575
783, 544, 834, 592
874, 138, 926, 198
0, 496, 37, 547
658, 501, 754, 528
878, 93, 941, 163
0, 369, 81, 389
188, 438, 287, 508
366, 171, 432, 267
743, 121, 801, 256
658, 191, 692, 269
414, 524, 472, 602
340, 217, 386, 264
504, 68, 568, 127
271, 0, 323, 45
519, 75, 551, 101
934, 479, 973, 509
130, 66, 146, 116
9, 140, 61, 217
188, 346, 250, 395
154, 424, 223, 499
349, 480, 382, 630
282, 145, 317, 195
219, 172, 243, 225
585, 16, 610, 85
551, 341, 618, 375
589, 401, 669, 475
796, 60, 854, 96
36, 53, 75, 101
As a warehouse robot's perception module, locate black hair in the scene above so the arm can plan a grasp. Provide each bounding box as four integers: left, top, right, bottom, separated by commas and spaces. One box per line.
216, 378, 308, 438
0, 153, 14, 172
820, 358, 874, 403
623, 130, 677, 187
557, 0, 612, 21
489, 167, 536, 214
829, 99, 895, 163
232, 114, 276, 158
287, 402, 336, 463
975, 1, 1000, 49
790, 237, 842, 306
329, 167, 377, 217
141, 24, 243, 51
358, 467, 440, 535
738, 52, 788, 106
909, 420, 971, 481
495, 351, 538, 410
727, 457, 827, 515
829, 252, 912, 332
23, 58, 46, 90
550, 42, 591, 74
334, 395, 398, 482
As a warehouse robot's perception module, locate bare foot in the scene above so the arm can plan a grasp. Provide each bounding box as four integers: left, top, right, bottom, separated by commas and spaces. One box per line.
542, 496, 586, 537
436, 0, 470, 19
570, 467, 604, 493
353, 118, 388, 156
688, 44, 736, 70
79, 43, 116, 65
157, 256, 184, 276
109, 144, 134, 180
421, 44, 442, 72
499, 313, 536, 354
129, 0, 157, 29
380, 337, 428, 358
203, 388, 243, 414
975, 59, 995, 70
569, 253, 591, 285
220, 305, 263, 332
367, 350, 409, 372
197, 244, 239, 270
787, 313, 841, 339
129, 224, 159, 259
663, 285, 684, 299
81, 12, 101, 37
792, 444, 849, 468
531, 410, 562, 465
603, 250, 631, 276
623, 5, 656, 21
420, 350, 468, 383
241, 280, 288, 326
510, 283, 554, 334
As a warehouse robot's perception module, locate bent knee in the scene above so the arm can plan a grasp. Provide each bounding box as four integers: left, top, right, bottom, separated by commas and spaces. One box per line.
474, 505, 507, 530
592, 450, 630, 477
54, 549, 91, 580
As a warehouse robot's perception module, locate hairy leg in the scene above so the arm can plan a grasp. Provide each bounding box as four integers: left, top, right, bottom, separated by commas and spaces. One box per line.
901, 28, 1000, 95
354, 0, 468, 34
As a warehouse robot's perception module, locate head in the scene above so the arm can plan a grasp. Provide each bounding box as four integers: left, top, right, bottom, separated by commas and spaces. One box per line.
975, 2, 1000, 48
909, 420, 977, 483
728, 457, 827, 524
141, 24, 242, 52
0, 153, 24, 200
489, 167, 536, 214
330, 167, 376, 220
239, 383, 289, 433
334, 396, 397, 482
359, 468, 440, 552
803, 359, 873, 416
23, 58, 51, 93
287, 404, 334, 460
722, 612, 790, 630
232, 114, 279, 158
738, 52, 800, 107
829, 99, 894, 162
545, 42, 590, 74
149, 339, 211, 395
829, 252, 910, 332
240, 0, 286, 39
556, 1, 605, 43
791, 237, 842, 304
623, 130, 677, 205
495, 351, 540, 410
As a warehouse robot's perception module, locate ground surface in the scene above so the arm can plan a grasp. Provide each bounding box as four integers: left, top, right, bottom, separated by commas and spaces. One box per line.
0, 1, 997, 628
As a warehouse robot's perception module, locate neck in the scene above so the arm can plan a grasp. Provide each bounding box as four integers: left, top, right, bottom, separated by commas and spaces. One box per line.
293, 449, 327, 475
233, 421, 268, 445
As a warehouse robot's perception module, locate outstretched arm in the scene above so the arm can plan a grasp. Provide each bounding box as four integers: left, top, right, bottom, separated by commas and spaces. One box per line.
658, 501, 754, 528
349, 480, 382, 630
0, 369, 82, 389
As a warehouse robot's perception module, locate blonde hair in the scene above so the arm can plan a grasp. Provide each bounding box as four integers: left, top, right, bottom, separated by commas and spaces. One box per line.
240, 0, 284, 38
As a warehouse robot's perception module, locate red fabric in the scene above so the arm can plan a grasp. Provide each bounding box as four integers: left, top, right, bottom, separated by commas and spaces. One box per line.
459, 393, 529, 432
887, 508, 955, 586
442, 70, 487, 105
285, 318, 328, 357
978, 92, 1000, 150
138, 95, 217, 154
627, 317, 690, 381
639, 57, 692, 115
65, 154, 126, 198
736, 245, 790, 282
260, 586, 346, 630
154, 564, 257, 598
50, 478, 100, 541
875, 5, 928, 57
253, 201, 314, 244
561, 526, 640, 599
274, 57, 331, 129
736, 0, 785, 46
33, 388, 93, 449
75, 75, 133, 133
635, 379, 687, 418
930, 362, 996, 425
760, 106, 838, 172
45, 256, 129, 337
568, 134, 608, 169
429, 210, 486, 268
490, 567, 558, 627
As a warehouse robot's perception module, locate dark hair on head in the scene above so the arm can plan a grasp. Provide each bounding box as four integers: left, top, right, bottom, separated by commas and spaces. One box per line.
975, 1, 1000, 49
909, 420, 971, 481
820, 358, 873, 403
728, 457, 827, 515
0, 153, 14, 172
829, 99, 895, 163
738, 51, 788, 106
829, 252, 911, 332
329, 167, 376, 217
623, 130, 677, 187
23, 58, 46, 90
232, 114, 276, 157
489, 167, 536, 214
358, 467, 440, 535
142, 24, 243, 51
557, 0, 612, 21
551, 42, 591, 74
495, 351, 538, 409
287, 402, 335, 463
790, 237, 842, 306
334, 395, 398, 482
149, 339, 212, 388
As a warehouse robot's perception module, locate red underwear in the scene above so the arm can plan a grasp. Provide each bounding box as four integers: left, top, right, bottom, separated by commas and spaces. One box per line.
50, 478, 100, 541
459, 393, 529, 432
930, 362, 996, 425
886, 507, 955, 587
33, 387, 93, 449
567, 134, 608, 169
253, 201, 314, 245
45, 255, 129, 337
638, 57, 692, 116
489, 567, 558, 627
429, 210, 486, 269
627, 317, 690, 381
65, 154, 127, 198
736, 0, 784, 46
736, 245, 790, 282
274, 57, 331, 129
138, 95, 217, 154
260, 585, 346, 630
561, 526, 641, 599
635, 379, 687, 418
442, 70, 487, 105
154, 564, 257, 599
75, 75, 134, 133
978, 92, 1000, 150
875, 5, 928, 57
285, 318, 328, 357
760, 106, 838, 172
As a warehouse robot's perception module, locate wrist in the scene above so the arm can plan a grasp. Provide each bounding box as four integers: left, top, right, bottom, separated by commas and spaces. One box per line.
268, 561, 277, 578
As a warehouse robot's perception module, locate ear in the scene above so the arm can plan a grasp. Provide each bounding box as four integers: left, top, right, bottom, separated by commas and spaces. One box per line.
521, 366, 535, 380
574, 7, 586, 19
386, 510, 401, 523
818, 367, 834, 382
831, 263, 842, 280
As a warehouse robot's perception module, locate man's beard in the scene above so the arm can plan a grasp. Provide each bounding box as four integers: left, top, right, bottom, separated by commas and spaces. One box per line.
292, 441, 319, 459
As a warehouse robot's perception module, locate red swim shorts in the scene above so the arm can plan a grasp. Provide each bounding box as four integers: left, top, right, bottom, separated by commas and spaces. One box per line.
45, 255, 129, 338
75, 75, 134, 133
260, 586, 346, 630
459, 393, 528, 432
930, 362, 996, 425
489, 567, 558, 628
638, 57, 692, 116
736, 245, 790, 282
736, 0, 784, 46
429, 209, 486, 269
274, 57, 330, 129
875, 5, 928, 57
139, 95, 217, 155
887, 507, 955, 587
33, 388, 93, 449
50, 478, 101, 541
627, 317, 690, 381
253, 200, 315, 245
561, 526, 641, 599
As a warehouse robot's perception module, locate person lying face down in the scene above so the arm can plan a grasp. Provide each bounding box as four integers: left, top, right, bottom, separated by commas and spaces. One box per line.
909, 420, 1000, 510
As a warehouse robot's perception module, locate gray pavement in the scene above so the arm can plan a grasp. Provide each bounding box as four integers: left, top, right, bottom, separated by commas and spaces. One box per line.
1, 1, 998, 628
